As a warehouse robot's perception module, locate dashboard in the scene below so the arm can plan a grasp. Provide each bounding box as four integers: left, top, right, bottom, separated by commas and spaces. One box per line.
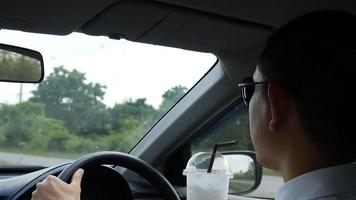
0, 165, 134, 200
0, 164, 265, 200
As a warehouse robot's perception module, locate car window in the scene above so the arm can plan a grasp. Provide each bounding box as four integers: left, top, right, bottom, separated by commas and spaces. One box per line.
191, 104, 252, 153
191, 102, 283, 198
0, 30, 217, 167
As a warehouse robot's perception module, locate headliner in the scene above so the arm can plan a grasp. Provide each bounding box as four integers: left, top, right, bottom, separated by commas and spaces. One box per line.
0, 0, 355, 54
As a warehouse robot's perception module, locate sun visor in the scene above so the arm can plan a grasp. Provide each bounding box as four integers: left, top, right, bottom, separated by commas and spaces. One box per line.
81, 0, 173, 40
81, 0, 273, 53
138, 10, 272, 53
0, 0, 117, 35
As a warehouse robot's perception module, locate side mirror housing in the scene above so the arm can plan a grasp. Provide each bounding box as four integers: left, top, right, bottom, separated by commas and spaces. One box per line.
221, 151, 262, 195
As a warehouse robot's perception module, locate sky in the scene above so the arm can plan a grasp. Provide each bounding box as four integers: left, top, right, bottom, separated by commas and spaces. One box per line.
0, 30, 216, 108
227, 155, 252, 173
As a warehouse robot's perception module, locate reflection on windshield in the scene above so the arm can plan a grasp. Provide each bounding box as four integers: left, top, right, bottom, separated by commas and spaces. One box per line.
0, 31, 216, 166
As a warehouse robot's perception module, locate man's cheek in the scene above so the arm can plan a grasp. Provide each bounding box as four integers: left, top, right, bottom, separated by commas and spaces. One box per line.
249, 108, 262, 156
249, 96, 270, 165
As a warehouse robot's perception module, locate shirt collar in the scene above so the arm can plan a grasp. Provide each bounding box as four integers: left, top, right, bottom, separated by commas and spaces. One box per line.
276, 163, 356, 200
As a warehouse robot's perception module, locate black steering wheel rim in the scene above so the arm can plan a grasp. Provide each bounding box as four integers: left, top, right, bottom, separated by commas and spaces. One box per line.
58, 151, 180, 200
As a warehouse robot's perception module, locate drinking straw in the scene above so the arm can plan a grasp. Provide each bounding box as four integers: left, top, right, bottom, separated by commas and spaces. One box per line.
207, 140, 238, 173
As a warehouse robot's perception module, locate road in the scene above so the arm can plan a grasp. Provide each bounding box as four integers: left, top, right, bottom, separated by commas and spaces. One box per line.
0, 151, 283, 198
248, 175, 283, 198
0, 151, 72, 166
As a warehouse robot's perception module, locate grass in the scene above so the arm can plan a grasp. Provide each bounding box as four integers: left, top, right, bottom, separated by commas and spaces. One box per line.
263, 167, 281, 176
0, 147, 80, 159
230, 179, 254, 193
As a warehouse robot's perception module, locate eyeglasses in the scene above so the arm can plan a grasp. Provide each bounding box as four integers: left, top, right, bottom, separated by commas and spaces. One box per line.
238, 76, 268, 106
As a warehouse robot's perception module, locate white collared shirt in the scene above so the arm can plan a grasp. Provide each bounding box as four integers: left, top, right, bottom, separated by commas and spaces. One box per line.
276, 163, 356, 200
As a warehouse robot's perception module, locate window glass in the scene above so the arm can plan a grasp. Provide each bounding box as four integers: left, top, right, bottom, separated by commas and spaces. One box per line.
0, 30, 217, 167
191, 105, 252, 153
191, 103, 283, 198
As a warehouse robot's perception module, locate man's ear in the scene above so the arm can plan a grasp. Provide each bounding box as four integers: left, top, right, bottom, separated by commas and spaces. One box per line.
267, 82, 291, 130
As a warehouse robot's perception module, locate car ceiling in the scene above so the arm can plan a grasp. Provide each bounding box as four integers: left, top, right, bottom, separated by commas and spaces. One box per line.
1, 0, 356, 84
1, 0, 356, 53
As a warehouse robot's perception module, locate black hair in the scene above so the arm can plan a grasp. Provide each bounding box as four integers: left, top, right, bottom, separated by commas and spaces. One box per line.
258, 10, 356, 164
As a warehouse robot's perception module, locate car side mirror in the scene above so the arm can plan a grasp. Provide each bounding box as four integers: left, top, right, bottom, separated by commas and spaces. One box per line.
0, 43, 44, 83
221, 151, 262, 195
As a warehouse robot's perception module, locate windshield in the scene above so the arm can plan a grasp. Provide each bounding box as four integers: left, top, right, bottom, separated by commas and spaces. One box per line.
0, 30, 216, 167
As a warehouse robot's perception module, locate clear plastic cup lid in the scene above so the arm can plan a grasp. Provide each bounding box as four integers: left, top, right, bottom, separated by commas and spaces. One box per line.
183, 152, 232, 177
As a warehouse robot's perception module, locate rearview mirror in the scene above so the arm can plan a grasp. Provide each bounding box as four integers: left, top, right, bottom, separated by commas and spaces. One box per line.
0, 43, 44, 83
221, 151, 262, 195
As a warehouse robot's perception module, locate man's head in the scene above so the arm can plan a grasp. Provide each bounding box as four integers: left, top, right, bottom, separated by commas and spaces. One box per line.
244, 10, 356, 170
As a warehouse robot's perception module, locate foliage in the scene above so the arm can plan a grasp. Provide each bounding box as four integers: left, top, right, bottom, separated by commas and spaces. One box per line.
0, 66, 253, 160
30, 66, 109, 134
191, 111, 253, 153
235, 162, 255, 180
110, 98, 155, 133
158, 85, 187, 115
0, 102, 69, 150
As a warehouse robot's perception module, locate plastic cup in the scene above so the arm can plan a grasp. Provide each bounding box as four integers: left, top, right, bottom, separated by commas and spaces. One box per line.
183, 152, 232, 200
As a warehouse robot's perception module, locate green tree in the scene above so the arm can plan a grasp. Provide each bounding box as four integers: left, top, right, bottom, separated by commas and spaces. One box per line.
31, 117, 71, 152
30, 66, 110, 134
110, 98, 156, 133
191, 110, 253, 153
0, 102, 44, 147
158, 85, 187, 116
0, 102, 69, 150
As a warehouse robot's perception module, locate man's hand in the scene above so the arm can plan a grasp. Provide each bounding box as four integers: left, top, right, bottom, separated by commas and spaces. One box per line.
31, 169, 84, 200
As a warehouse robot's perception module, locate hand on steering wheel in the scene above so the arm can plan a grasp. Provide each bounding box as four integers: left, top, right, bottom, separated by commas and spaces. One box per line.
28, 151, 179, 200
31, 169, 84, 200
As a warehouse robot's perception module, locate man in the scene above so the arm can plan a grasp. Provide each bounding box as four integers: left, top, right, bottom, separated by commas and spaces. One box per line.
32, 10, 356, 200
239, 10, 356, 199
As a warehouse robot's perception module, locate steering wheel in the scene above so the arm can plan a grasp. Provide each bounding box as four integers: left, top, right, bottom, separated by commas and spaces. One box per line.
58, 151, 180, 200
